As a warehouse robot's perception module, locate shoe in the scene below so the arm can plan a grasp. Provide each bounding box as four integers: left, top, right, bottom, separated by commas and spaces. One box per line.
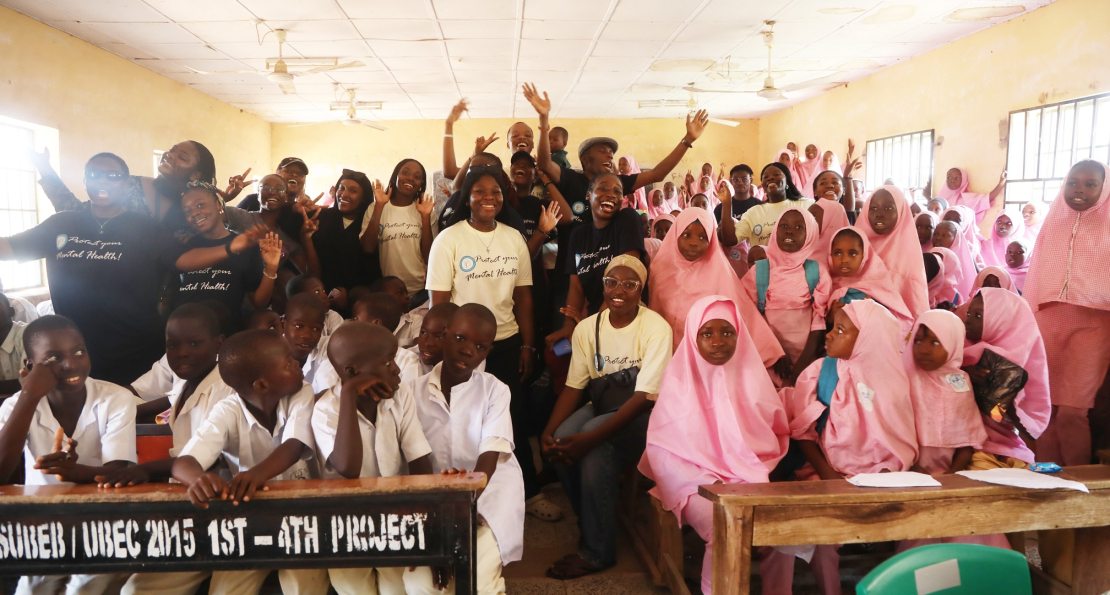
526, 493, 563, 522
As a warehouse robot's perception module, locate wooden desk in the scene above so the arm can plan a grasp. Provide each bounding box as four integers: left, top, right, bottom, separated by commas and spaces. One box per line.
0, 474, 485, 595
700, 465, 1110, 595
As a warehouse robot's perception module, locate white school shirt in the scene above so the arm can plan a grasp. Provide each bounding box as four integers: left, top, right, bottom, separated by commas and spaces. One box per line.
394, 301, 429, 349
166, 366, 236, 456
304, 338, 339, 394
0, 322, 26, 382
410, 364, 525, 565
131, 354, 178, 401
378, 201, 436, 296
395, 346, 422, 385
407, 344, 485, 378
311, 381, 431, 479
426, 222, 532, 341
179, 382, 317, 481
8, 296, 39, 324
323, 309, 344, 339
0, 379, 137, 485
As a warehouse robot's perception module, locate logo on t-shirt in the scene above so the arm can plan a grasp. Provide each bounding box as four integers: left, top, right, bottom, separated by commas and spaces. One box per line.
459, 255, 477, 272
575, 253, 582, 267
56, 234, 68, 250
753, 224, 763, 237
730, 249, 742, 260
443, 207, 454, 220
572, 201, 586, 215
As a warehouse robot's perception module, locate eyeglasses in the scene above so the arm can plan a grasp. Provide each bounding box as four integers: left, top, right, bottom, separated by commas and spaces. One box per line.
259, 185, 288, 195
602, 277, 642, 292
85, 169, 126, 181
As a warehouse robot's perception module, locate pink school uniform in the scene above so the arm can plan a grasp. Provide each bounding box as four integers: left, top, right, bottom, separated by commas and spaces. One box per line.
938, 167, 991, 224
827, 227, 914, 331
927, 247, 962, 307
981, 209, 1026, 268
856, 185, 930, 317
1005, 237, 1033, 293
811, 198, 850, 260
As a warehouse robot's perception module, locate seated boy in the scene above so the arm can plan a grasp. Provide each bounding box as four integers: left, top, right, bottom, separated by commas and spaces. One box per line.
287, 273, 344, 338
371, 275, 426, 349
411, 302, 487, 377
406, 304, 525, 595
244, 308, 282, 332
312, 321, 433, 595
351, 293, 422, 384
283, 293, 336, 393
0, 315, 136, 595
0, 292, 28, 399
172, 329, 327, 595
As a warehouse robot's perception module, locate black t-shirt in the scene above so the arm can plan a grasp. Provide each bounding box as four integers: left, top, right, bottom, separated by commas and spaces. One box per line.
713, 197, 763, 222
565, 207, 645, 314
553, 167, 637, 279
174, 232, 264, 328
7, 208, 189, 384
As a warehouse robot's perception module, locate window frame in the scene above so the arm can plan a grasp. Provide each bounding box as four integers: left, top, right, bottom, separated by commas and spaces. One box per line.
863, 129, 935, 195
0, 114, 58, 295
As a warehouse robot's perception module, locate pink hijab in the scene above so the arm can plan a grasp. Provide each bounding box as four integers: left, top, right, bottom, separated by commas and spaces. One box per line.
640, 296, 789, 520
827, 227, 913, 329
620, 155, 647, 210
1023, 200, 1047, 241
644, 213, 676, 262
1024, 160, 1110, 314
927, 247, 962, 307
917, 211, 939, 252
938, 167, 989, 223
963, 288, 1051, 463
811, 198, 850, 260
649, 208, 785, 366
903, 310, 988, 450
954, 266, 1016, 319
798, 144, 823, 198
936, 218, 978, 299
981, 209, 1025, 268
856, 185, 930, 317
777, 148, 807, 198
757, 206, 831, 311
788, 300, 919, 475
646, 188, 674, 221
1004, 236, 1032, 293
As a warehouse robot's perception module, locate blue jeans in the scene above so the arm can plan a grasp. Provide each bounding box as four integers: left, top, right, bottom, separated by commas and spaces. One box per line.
553, 403, 651, 568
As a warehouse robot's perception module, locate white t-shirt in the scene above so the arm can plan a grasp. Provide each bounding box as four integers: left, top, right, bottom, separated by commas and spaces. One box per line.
378, 201, 435, 296
395, 347, 422, 385
426, 222, 532, 341
566, 308, 674, 399
0, 322, 26, 382
179, 382, 317, 481
131, 353, 177, 401
0, 378, 136, 485
311, 381, 432, 479
394, 301, 429, 349
166, 366, 236, 456
735, 198, 815, 247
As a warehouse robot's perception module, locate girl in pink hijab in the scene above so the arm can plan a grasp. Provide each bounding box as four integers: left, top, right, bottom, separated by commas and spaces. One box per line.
618, 155, 647, 210
855, 185, 930, 316
827, 227, 914, 331
916, 211, 938, 253
1003, 236, 1032, 293
777, 148, 808, 198
649, 208, 785, 367
741, 207, 831, 384
797, 143, 824, 199
643, 212, 674, 263
942, 205, 986, 265
639, 296, 790, 595
785, 299, 919, 592
926, 247, 962, 309
931, 220, 977, 299
685, 164, 721, 210
937, 167, 1007, 225
953, 266, 1016, 320
963, 288, 1050, 468
1025, 160, 1110, 466
1022, 200, 1047, 241
645, 188, 676, 221
810, 171, 851, 260
980, 208, 1025, 268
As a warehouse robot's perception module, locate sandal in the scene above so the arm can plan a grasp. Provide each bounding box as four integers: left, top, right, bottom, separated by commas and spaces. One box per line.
526, 493, 563, 522
546, 554, 605, 580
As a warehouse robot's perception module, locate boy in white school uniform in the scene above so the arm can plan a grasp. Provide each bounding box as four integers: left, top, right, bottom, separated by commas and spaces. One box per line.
172, 329, 327, 595
287, 274, 344, 338
283, 293, 337, 393
311, 321, 434, 595
374, 275, 427, 349
406, 304, 525, 595
351, 293, 422, 383
0, 316, 136, 595
0, 292, 29, 399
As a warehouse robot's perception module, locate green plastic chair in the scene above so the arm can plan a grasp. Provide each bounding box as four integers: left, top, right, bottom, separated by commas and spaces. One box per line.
856, 543, 1032, 595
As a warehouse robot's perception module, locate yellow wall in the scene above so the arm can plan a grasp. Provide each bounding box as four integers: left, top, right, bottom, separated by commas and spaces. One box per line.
757, 0, 1110, 196
0, 6, 271, 201
273, 118, 758, 195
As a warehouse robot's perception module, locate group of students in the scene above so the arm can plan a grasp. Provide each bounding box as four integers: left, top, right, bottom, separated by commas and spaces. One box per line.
0, 82, 1104, 595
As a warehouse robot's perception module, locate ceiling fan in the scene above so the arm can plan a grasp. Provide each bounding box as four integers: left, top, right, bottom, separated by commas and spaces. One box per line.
287, 89, 388, 131
684, 21, 848, 101
636, 95, 739, 127
184, 29, 364, 95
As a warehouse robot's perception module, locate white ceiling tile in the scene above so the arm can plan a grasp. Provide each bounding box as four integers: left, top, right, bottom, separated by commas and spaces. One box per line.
445, 38, 514, 57
728, 37, 804, 58
267, 20, 362, 41
351, 19, 441, 41
834, 21, 919, 43
439, 20, 516, 39
99, 42, 160, 60
523, 0, 611, 21
142, 0, 257, 22
610, 0, 698, 23
864, 41, 938, 58
219, 83, 289, 95
132, 58, 190, 73
327, 70, 399, 84
517, 70, 577, 84
369, 40, 444, 57
392, 71, 456, 84
236, 0, 347, 21
457, 81, 515, 94
776, 0, 878, 23
449, 55, 513, 71
584, 56, 654, 71
577, 70, 637, 86
134, 43, 228, 60
521, 20, 597, 40
693, 0, 787, 24
335, 0, 429, 19
432, 0, 516, 20
172, 58, 255, 73
1, 0, 77, 21
453, 70, 515, 84
408, 92, 466, 102
591, 40, 666, 58
198, 72, 273, 84
672, 22, 755, 43
43, 21, 126, 45
401, 82, 455, 94
287, 40, 372, 58
179, 21, 259, 43
209, 42, 284, 60
380, 56, 449, 71
163, 71, 212, 85
88, 22, 198, 45
894, 22, 984, 44
658, 41, 739, 60
599, 22, 679, 42
789, 42, 877, 61
519, 39, 591, 57
516, 54, 584, 71
43, 0, 169, 22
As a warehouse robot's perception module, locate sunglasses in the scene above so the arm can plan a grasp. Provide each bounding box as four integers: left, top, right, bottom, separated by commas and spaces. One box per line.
85, 169, 126, 181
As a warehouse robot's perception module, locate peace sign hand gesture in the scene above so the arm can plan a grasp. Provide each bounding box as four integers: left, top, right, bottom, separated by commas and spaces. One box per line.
475, 133, 500, 155
225, 167, 255, 201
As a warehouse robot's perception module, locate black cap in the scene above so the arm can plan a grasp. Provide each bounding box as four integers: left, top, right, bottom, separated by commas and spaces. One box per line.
278, 157, 308, 175
510, 150, 535, 166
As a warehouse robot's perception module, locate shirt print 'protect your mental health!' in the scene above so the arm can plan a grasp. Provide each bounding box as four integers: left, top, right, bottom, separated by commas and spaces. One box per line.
458, 254, 520, 282
56, 234, 124, 261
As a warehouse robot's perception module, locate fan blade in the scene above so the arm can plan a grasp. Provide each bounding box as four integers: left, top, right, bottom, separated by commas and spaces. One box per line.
360, 120, 388, 131
683, 85, 756, 94
707, 117, 739, 128
278, 81, 297, 95
184, 65, 261, 75
294, 61, 366, 77
781, 72, 849, 92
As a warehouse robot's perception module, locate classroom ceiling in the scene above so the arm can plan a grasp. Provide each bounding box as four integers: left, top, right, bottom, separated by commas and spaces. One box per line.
3, 0, 1053, 123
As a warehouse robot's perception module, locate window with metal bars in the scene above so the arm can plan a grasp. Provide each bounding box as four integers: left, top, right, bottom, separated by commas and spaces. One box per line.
864, 130, 934, 194
0, 120, 46, 292
1005, 92, 1110, 206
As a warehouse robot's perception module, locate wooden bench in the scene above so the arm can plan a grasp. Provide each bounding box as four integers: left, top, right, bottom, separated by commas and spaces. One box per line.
0, 474, 486, 595
699, 465, 1110, 595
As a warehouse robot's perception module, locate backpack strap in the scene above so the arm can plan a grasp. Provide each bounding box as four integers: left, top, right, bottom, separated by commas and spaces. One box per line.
755, 259, 770, 315
803, 259, 820, 296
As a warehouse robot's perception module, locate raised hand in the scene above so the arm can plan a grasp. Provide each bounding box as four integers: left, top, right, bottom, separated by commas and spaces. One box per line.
225, 167, 255, 199
300, 209, 320, 239
415, 193, 435, 218
446, 99, 468, 125
538, 201, 561, 233
259, 232, 282, 269
372, 179, 392, 211
522, 83, 551, 117
474, 133, 500, 155
294, 192, 324, 218
229, 224, 268, 254
25, 146, 51, 172
685, 170, 695, 186
686, 109, 709, 141
846, 138, 856, 160
716, 179, 734, 203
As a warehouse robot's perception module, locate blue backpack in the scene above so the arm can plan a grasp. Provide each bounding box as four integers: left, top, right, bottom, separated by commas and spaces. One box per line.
754, 258, 820, 315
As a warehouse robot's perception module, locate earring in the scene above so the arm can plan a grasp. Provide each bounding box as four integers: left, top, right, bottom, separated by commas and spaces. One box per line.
219, 210, 225, 214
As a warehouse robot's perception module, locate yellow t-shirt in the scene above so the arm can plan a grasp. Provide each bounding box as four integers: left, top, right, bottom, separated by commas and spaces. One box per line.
735, 198, 815, 247
566, 307, 673, 399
